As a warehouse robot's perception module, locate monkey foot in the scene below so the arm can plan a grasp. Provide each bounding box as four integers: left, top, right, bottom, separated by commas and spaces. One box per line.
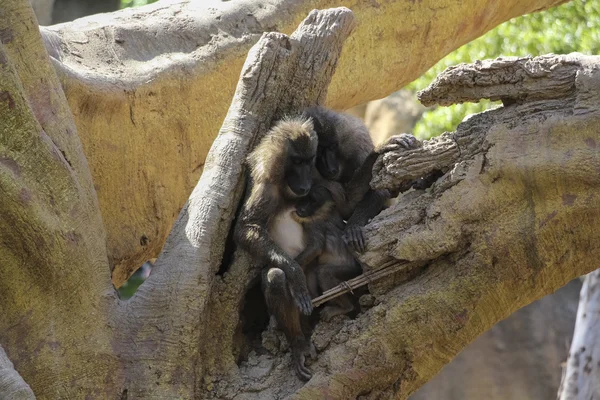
292, 340, 317, 381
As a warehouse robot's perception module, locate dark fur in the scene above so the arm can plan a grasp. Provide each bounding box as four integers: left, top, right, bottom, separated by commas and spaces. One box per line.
303, 106, 419, 253
293, 184, 362, 321
234, 116, 318, 381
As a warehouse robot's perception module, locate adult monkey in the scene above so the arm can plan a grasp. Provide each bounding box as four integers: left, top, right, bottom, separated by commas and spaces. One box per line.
234, 115, 318, 380
304, 106, 419, 252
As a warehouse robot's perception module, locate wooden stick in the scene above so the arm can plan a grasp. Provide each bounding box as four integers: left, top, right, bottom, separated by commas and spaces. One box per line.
312, 260, 410, 307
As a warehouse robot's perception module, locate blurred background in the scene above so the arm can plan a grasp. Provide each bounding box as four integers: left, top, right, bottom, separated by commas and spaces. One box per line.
30, 1, 597, 398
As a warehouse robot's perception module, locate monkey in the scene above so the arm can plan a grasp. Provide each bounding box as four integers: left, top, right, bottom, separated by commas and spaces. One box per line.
291, 183, 363, 321
234, 115, 319, 381
303, 106, 419, 253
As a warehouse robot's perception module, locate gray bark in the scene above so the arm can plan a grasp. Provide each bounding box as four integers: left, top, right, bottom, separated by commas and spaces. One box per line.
558, 269, 600, 400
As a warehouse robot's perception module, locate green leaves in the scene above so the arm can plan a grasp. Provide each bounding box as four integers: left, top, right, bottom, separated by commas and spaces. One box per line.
410, 0, 600, 139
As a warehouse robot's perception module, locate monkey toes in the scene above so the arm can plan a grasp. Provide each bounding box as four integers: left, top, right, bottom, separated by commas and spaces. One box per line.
292, 340, 317, 381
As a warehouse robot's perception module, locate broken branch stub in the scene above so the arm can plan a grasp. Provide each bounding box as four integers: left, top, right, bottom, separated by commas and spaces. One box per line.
417, 54, 583, 107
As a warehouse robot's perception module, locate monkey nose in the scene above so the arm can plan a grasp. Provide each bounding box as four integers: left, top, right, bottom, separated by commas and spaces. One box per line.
297, 186, 310, 197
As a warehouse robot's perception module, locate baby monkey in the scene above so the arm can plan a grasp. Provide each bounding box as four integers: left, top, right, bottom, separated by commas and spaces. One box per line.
292, 184, 362, 321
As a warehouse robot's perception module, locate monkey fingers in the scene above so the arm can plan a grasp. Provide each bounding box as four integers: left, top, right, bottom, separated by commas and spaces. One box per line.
378, 133, 421, 154
290, 285, 314, 316
287, 267, 314, 315
343, 225, 366, 253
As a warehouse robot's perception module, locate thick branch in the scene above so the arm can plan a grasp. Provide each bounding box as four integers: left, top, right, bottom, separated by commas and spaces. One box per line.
558, 269, 600, 400
0, 1, 119, 397
288, 53, 600, 399
40, 0, 567, 286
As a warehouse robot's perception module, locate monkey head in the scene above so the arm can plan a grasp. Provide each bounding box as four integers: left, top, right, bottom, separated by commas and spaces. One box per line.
284, 126, 318, 197
293, 184, 334, 222
248, 116, 318, 199
303, 107, 340, 180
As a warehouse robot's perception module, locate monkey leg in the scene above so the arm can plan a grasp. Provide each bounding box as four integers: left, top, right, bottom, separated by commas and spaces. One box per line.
262, 267, 316, 381
316, 264, 359, 321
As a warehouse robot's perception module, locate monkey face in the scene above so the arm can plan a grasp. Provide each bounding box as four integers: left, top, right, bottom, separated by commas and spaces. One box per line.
285, 140, 317, 198
316, 143, 340, 180
295, 185, 331, 218
313, 121, 340, 180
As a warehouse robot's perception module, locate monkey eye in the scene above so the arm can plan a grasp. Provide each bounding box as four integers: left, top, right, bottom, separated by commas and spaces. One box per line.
292, 158, 303, 165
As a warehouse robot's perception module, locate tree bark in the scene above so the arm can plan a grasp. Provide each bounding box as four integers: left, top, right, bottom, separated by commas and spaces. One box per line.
558, 269, 600, 400
39, 0, 568, 286
0, 0, 121, 397
2, 1, 599, 399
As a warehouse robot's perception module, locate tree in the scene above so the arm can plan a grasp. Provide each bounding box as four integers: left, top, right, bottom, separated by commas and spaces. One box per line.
1, 0, 594, 399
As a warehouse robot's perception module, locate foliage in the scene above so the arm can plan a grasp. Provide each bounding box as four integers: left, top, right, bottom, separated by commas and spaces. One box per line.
410, 0, 600, 139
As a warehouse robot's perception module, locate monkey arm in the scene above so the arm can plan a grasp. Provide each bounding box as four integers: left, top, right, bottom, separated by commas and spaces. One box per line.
342, 151, 379, 219
295, 228, 325, 268
343, 189, 391, 254
234, 183, 313, 315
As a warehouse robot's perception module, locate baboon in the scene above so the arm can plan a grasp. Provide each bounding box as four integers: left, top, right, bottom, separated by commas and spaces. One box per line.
234, 115, 318, 381
303, 106, 419, 253
292, 184, 362, 321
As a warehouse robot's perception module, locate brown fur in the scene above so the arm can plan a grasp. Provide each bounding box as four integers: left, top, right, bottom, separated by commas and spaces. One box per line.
234, 115, 318, 382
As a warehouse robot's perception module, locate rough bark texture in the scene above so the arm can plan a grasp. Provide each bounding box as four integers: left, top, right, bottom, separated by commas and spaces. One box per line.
411, 279, 580, 400
558, 270, 600, 400
2, 1, 599, 399
0, 1, 121, 398
39, 0, 568, 286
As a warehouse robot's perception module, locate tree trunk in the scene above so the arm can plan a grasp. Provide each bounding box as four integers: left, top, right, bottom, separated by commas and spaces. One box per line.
2, 1, 599, 399
558, 269, 600, 400
39, 0, 567, 287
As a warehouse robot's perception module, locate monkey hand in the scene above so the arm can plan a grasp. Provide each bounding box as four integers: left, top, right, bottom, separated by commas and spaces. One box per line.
343, 224, 366, 253
378, 133, 421, 154
287, 263, 314, 316
292, 338, 317, 381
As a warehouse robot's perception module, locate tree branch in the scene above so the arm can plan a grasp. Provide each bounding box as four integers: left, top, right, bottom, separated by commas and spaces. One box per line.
0, 1, 120, 397
289, 54, 600, 399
